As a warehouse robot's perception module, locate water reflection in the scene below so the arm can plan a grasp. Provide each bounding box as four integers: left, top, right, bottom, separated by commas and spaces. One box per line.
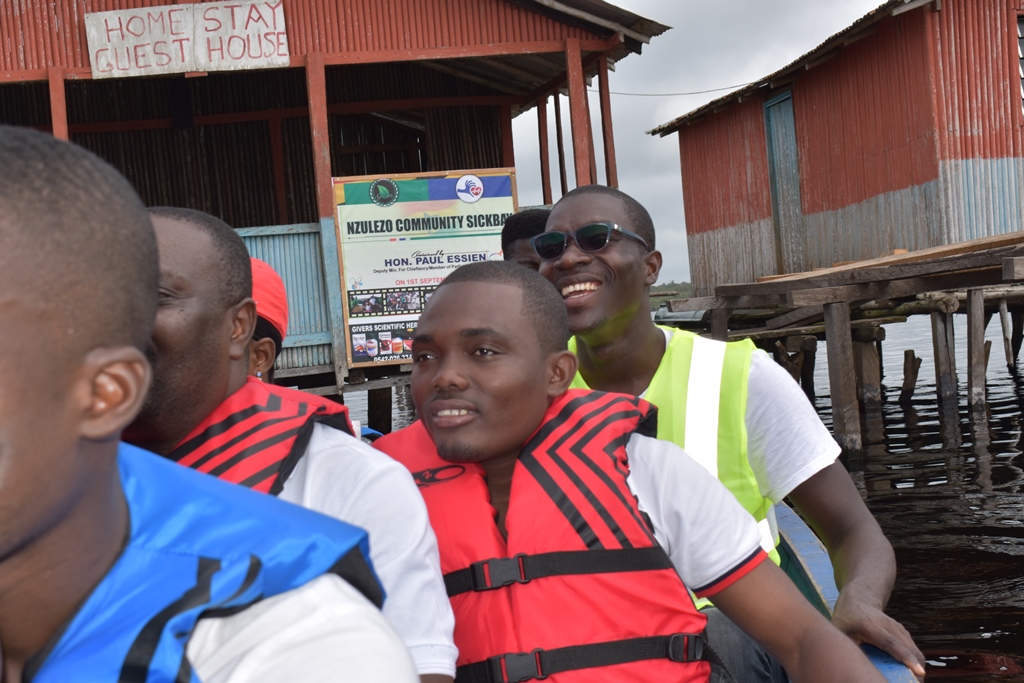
817, 315, 1024, 681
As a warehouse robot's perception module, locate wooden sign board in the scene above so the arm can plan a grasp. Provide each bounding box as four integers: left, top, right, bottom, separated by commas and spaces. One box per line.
84, 1, 288, 79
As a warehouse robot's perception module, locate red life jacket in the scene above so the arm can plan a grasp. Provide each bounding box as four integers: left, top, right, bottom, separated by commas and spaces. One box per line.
376, 389, 712, 683
169, 376, 352, 494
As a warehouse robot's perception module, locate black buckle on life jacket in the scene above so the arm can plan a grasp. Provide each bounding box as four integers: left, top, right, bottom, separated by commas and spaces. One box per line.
471, 554, 529, 591
488, 649, 545, 682
668, 632, 705, 662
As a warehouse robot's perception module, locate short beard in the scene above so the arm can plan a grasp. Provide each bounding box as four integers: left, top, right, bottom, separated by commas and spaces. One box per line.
436, 441, 486, 464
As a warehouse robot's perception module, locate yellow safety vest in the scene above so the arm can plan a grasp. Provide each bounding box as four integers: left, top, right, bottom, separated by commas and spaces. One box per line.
570, 327, 780, 607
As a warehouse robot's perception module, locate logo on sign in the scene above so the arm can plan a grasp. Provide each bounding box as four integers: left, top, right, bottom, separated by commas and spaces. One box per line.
369, 178, 399, 207
455, 174, 484, 203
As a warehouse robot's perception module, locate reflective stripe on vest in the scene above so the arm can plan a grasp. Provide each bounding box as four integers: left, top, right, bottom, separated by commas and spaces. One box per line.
569, 329, 779, 565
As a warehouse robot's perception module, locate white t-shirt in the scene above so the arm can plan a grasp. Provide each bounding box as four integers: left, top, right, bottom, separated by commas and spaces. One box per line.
625, 434, 765, 595
644, 330, 839, 504
188, 574, 418, 683
278, 423, 458, 677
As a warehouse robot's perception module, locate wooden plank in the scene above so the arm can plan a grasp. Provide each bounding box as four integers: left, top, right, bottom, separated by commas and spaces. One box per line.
710, 307, 731, 341
752, 230, 1024, 284
1000, 299, 1014, 369
553, 93, 568, 197
367, 387, 393, 434
268, 118, 288, 225
305, 53, 333, 220
564, 38, 592, 187
669, 294, 789, 311
537, 97, 553, 205
823, 302, 862, 451
320, 39, 618, 66
853, 341, 882, 404
47, 67, 68, 141
899, 350, 922, 404
729, 316, 906, 342
1003, 256, 1024, 280
931, 311, 957, 401
767, 305, 823, 330
597, 55, 617, 188
967, 288, 987, 408
786, 267, 1001, 306
722, 247, 1020, 298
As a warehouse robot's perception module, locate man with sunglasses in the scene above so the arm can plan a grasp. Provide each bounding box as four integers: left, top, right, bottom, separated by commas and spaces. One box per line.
536, 185, 925, 682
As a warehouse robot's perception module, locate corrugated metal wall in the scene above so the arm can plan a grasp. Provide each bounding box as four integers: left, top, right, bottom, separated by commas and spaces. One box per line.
933, 0, 1024, 242
1, 0, 595, 74
242, 226, 335, 371
679, 0, 1024, 295
677, 98, 774, 295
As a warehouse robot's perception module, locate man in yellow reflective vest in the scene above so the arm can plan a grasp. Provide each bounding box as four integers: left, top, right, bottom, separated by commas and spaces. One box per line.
536, 185, 925, 682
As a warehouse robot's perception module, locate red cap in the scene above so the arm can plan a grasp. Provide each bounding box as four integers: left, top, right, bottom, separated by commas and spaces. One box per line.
250, 258, 289, 341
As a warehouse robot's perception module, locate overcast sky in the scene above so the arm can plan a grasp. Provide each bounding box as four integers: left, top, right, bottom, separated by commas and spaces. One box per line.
511, 0, 886, 284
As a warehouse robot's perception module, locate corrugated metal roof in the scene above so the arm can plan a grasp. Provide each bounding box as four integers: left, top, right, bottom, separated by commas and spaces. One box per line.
648, 0, 914, 136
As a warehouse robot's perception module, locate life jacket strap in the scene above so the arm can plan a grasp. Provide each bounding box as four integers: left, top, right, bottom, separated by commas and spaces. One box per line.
456, 632, 707, 683
444, 547, 673, 597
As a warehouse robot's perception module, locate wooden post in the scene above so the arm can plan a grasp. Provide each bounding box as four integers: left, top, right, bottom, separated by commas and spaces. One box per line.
553, 94, 568, 197
47, 67, 68, 141
597, 55, 618, 188
268, 117, 289, 225
773, 340, 803, 382
967, 288, 987, 409
564, 38, 592, 187
500, 103, 515, 168
306, 53, 333, 221
537, 97, 553, 205
367, 387, 393, 435
583, 84, 597, 185
931, 311, 958, 401
852, 327, 884, 405
784, 335, 818, 402
999, 298, 1014, 369
710, 307, 731, 342
824, 302, 862, 452
899, 350, 922, 404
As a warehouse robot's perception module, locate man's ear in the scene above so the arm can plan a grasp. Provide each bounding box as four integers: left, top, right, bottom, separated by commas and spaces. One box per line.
249, 337, 278, 377
229, 298, 258, 361
644, 249, 663, 287
77, 346, 152, 441
546, 349, 579, 398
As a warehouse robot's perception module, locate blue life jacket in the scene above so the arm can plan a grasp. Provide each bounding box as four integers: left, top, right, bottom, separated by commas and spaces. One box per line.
25, 443, 383, 683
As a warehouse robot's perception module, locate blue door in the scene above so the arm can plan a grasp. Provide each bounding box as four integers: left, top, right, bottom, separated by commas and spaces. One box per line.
764, 93, 807, 274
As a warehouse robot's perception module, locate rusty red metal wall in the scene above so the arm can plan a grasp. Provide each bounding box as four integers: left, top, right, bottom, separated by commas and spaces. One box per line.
794, 11, 939, 214
0, 0, 597, 76
932, 0, 1024, 162
677, 99, 772, 235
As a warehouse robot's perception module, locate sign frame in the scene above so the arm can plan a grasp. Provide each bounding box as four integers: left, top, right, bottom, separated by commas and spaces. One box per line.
334, 168, 519, 370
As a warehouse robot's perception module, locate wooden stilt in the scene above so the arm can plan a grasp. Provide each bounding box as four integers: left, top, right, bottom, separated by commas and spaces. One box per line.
824, 302, 862, 452
1012, 309, 1024, 365
710, 308, 731, 342
367, 387, 393, 435
967, 288, 987, 409
999, 299, 1014, 369
852, 327, 884, 405
537, 97, 553, 205
553, 94, 568, 198
899, 349, 922, 404
784, 335, 818, 403
931, 311, 958, 401
773, 340, 803, 382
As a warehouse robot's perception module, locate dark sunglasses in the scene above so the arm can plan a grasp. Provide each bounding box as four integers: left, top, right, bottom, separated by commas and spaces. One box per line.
530, 222, 650, 261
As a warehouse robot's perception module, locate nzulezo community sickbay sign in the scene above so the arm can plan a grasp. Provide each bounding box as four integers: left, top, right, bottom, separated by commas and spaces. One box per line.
84, 0, 288, 79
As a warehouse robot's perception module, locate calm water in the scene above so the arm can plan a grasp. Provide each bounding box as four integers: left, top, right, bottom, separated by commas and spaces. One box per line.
347, 313, 1024, 680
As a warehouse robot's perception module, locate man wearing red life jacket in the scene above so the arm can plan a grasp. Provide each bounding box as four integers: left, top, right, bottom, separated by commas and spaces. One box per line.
374, 261, 887, 683
121, 208, 457, 683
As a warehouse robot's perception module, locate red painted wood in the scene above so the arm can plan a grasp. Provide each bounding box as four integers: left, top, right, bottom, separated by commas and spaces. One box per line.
500, 103, 515, 167
47, 67, 68, 140
553, 92, 568, 197
269, 117, 288, 224
538, 95, 552, 205
305, 52, 333, 220
565, 37, 591, 187
598, 55, 617, 188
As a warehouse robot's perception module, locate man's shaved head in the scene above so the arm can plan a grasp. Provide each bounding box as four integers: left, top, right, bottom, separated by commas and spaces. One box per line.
438, 261, 569, 353
0, 126, 157, 354
148, 207, 251, 308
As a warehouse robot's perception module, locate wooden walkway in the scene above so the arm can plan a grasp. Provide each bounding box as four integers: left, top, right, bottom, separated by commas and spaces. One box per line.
670, 232, 1024, 451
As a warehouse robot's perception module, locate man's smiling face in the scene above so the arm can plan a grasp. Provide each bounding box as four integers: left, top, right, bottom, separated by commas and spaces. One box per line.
411, 281, 554, 464
538, 194, 656, 338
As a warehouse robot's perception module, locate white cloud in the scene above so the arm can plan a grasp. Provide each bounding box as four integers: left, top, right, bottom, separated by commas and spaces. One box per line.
513, 0, 885, 284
